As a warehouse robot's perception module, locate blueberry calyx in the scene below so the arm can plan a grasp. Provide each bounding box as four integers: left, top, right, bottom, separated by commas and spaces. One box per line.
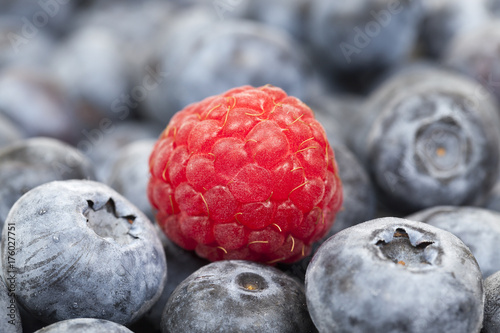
235, 272, 268, 292
414, 116, 469, 179
84, 198, 138, 245
375, 228, 437, 268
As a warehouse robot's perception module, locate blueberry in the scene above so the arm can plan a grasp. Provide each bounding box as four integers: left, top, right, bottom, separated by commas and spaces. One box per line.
0, 137, 96, 230
306, 217, 484, 333
81, 120, 162, 182
107, 139, 157, 221
50, 24, 131, 117
444, 20, 500, 104
0, 67, 84, 144
240, 0, 310, 41
161, 260, 316, 333
362, 68, 500, 212
480, 181, 500, 212
310, 94, 365, 146
0, 180, 167, 325
328, 144, 376, 235
0, 0, 80, 37
0, 277, 21, 333
488, 0, 500, 15
419, 0, 490, 58
0, 113, 23, 148
306, 0, 423, 74
483, 270, 500, 333
407, 206, 500, 278
0, 16, 57, 71
142, 237, 208, 331
34, 318, 133, 333
145, 11, 319, 123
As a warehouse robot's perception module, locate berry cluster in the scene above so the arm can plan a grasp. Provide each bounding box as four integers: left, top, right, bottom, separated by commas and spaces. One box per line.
1, 0, 500, 332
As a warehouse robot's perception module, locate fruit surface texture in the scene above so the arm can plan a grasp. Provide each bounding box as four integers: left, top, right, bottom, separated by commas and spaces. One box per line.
148, 85, 343, 263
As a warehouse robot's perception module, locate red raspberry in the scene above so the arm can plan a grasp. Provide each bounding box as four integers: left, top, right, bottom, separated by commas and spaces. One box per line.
148, 85, 343, 264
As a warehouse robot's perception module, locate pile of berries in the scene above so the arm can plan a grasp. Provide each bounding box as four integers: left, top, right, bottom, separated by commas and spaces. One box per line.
0, 1, 500, 332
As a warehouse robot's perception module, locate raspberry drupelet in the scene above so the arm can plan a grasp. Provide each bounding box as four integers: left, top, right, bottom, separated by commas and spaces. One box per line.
148, 85, 343, 264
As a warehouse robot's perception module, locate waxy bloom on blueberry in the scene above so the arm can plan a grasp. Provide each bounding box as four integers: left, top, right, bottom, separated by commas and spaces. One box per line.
148, 85, 343, 264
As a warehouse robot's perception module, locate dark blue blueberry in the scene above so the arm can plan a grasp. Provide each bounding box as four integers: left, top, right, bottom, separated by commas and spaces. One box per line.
80, 120, 162, 182
444, 20, 500, 105
240, 0, 310, 41
50, 24, 131, 117
306, 0, 423, 74
0, 180, 167, 326
0, 137, 96, 230
145, 9, 319, 123
34, 318, 133, 333
419, 0, 490, 58
362, 68, 500, 212
407, 206, 500, 278
0, 67, 84, 144
480, 181, 500, 212
310, 94, 365, 146
71, 0, 175, 98
142, 237, 208, 331
0, 113, 23, 148
0, 0, 81, 37
161, 260, 316, 333
488, 0, 500, 15
0, 277, 21, 333
328, 144, 376, 235
0, 16, 56, 71
107, 139, 157, 221
483, 270, 500, 333
306, 217, 484, 333
280, 143, 376, 282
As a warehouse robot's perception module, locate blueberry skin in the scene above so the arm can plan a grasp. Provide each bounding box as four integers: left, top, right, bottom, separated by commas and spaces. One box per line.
108, 139, 157, 221
0, 277, 21, 333
142, 237, 208, 331
483, 271, 500, 333
328, 144, 376, 235
0, 16, 57, 70
444, 20, 500, 104
306, 217, 484, 333
364, 69, 500, 212
0, 67, 84, 144
0, 137, 96, 230
0, 0, 79, 37
310, 94, 365, 146
0, 180, 167, 325
71, 1, 175, 93
0, 113, 22, 148
145, 14, 318, 123
481, 181, 500, 212
419, 0, 490, 58
408, 206, 500, 278
34, 318, 133, 333
82, 121, 162, 182
306, 0, 423, 73
241, 0, 310, 41
50, 25, 130, 117
161, 260, 316, 333
488, 0, 500, 15
349, 63, 442, 162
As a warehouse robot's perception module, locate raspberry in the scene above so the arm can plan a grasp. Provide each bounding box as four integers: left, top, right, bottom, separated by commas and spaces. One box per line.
148, 85, 343, 264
